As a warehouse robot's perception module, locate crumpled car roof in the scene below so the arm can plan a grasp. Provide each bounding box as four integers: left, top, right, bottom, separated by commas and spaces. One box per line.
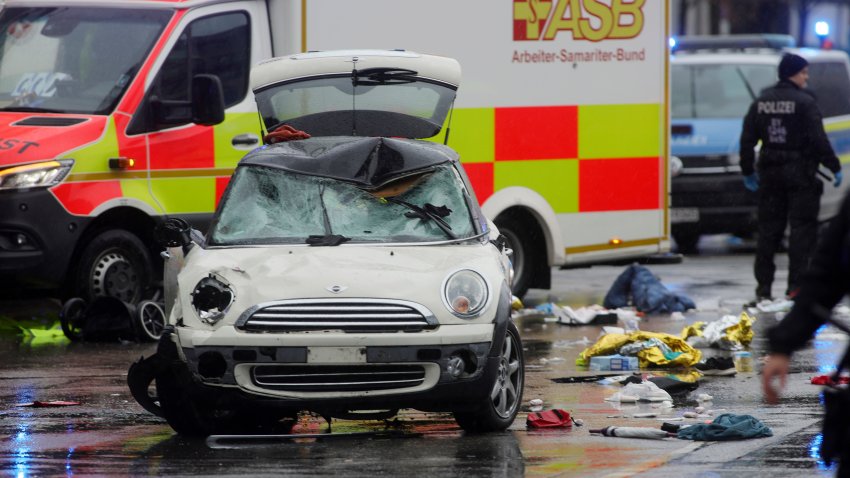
239, 136, 459, 189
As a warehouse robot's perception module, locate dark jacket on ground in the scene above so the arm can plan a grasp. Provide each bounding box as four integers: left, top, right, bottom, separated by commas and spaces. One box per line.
768, 191, 850, 355
740, 80, 840, 179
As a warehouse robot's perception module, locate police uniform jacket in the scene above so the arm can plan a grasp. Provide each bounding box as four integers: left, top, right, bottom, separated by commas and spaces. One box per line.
768, 190, 850, 355
740, 80, 840, 183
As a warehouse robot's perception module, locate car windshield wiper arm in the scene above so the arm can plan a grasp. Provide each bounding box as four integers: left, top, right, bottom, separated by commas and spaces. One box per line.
0, 106, 65, 113
387, 198, 457, 240
305, 184, 350, 246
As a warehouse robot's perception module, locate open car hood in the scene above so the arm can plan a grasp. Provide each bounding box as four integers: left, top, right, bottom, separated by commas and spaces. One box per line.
250, 50, 460, 139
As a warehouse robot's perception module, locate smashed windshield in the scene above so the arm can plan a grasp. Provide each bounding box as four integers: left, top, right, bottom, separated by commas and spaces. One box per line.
0, 7, 170, 114
671, 64, 775, 119
209, 164, 477, 245
254, 74, 456, 139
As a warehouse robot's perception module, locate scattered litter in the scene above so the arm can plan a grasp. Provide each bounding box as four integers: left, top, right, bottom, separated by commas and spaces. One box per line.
602, 326, 626, 335
697, 393, 713, 402
529, 399, 543, 407
540, 357, 566, 364
526, 409, 573, 428
552, 373, 635, 384
553, 337, 592, 349
755, 299, 794, 314
530, 405, 543, 412
660, 417, 685, 422
670, 311, 686, 321
811, 375, 850, 385
605, 381, 672, 403
531, 303, 619, 325
683, 411, 698, 418
681, 313, 756, 350
577, 331, 702, 368
633, 412, 657, 418
573, 418, 585, 426
603, 264, 696, 314
590, 426, 674, 439
17, 400, 80, 407
676, 414, 773, 441
589, 354, 639, 371
695, 406, 705, 414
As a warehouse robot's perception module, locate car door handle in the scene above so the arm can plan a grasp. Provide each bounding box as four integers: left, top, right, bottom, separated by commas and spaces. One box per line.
231, 134, 259, 147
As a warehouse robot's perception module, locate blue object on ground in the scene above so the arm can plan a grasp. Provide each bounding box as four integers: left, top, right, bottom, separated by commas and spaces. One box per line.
602, 264, 696, 314
676, 413, 773, 441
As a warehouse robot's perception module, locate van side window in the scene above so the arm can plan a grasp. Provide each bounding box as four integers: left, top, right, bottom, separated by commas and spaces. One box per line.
131, 11, 250, 133
808, 62, 850, 118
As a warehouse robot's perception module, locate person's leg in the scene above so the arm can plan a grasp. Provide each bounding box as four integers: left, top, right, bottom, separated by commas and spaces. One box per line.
755, 188, 788, 299
787, 186, 820, 296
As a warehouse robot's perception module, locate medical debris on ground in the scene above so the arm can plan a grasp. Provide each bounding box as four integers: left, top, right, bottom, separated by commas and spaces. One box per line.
516, 263, 780, 442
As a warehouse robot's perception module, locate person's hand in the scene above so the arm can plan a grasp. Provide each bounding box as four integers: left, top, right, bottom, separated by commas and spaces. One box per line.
834, 171, 843, 188
762, 353, 790, 404
743, 173, 760, 192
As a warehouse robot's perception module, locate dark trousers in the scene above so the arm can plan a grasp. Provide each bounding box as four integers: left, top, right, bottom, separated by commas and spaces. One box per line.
755, 181, 821, 297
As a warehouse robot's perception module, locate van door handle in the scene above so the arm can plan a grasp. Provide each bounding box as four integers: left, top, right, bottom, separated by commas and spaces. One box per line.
231, 133, 259, 147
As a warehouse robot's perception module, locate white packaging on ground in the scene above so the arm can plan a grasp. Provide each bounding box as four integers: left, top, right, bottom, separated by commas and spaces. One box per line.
605, 381, 672, 403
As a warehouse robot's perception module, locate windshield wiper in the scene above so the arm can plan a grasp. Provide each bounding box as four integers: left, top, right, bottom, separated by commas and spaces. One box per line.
305, 184, 350, 246
387, 198, 457, 240
0, 106, 66, 113
353, 67, 418, 86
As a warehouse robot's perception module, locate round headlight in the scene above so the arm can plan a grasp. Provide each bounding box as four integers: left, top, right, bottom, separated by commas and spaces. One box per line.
443, 270, 488, 318
191, 274, 235, 324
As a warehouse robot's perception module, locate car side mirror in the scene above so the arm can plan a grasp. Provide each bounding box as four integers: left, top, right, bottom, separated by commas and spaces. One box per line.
150, 74, 225, 128
155, 217, 193, 249
191, 74, 225, 126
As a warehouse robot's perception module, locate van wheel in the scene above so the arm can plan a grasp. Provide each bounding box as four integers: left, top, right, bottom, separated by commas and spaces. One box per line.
74, 230, 153, 304
454, 322, 524, 433
672, 229, 700, 255
495, 216, 536, 298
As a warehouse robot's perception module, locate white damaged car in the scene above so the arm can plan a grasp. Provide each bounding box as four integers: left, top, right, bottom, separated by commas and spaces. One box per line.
128, 50, 524, 436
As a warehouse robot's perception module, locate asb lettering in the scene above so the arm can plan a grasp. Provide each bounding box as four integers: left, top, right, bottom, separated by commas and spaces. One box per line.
513, 0, 646, 42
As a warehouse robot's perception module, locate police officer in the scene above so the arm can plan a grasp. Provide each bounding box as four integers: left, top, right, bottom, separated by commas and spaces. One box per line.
740, 53, 843, 302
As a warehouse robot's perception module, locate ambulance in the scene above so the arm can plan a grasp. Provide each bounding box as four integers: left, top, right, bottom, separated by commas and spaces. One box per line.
0, 0, 671, 302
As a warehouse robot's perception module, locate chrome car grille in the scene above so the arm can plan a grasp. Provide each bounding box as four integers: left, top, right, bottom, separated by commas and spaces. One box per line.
251, 364, 427, 392
235, 298, 437, 333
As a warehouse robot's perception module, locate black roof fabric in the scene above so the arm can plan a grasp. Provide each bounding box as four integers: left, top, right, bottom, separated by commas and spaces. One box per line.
240, 136, 459, 189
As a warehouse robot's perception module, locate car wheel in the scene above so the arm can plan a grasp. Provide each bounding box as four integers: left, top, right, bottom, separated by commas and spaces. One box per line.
156, 370, 231, 437
495, 216, 535, 298
672, 229, 700, 255
137, 300, 166, 342
74, 229, 153, 304
454, 322, 524, 433
59, 297, 87, 341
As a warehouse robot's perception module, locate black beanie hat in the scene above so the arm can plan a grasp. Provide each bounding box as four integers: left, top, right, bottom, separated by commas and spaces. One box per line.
779, 53, 808, 80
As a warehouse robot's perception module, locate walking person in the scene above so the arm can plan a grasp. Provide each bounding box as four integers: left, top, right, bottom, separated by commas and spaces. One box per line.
762, 190, 850, 477
740, 53, 843, 302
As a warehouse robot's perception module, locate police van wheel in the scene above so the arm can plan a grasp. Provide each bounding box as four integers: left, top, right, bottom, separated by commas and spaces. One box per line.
75, 230, 153, 305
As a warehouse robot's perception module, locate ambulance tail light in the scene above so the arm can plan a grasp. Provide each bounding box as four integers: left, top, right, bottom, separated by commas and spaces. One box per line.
0, 160, 73, 191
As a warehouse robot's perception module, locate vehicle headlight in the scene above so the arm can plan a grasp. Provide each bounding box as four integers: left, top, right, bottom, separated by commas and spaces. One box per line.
0, 159, 73, 191
191, 274, 235, 324
443, 269, 489, 318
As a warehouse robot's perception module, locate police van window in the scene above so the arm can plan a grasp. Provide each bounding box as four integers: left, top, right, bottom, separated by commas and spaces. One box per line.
155, 12, 249, 109
807, 62, 850, 118
672, 64, 775, 119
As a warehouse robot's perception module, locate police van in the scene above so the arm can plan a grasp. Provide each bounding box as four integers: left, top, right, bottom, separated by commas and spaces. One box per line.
669, 35, 850, 252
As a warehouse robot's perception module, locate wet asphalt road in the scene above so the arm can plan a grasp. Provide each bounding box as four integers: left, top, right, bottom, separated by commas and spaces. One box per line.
1, 235, 848, 477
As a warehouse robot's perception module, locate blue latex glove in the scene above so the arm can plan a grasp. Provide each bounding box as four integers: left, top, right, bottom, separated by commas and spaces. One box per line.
743, 173, 759, 192
834, 171, 843, 187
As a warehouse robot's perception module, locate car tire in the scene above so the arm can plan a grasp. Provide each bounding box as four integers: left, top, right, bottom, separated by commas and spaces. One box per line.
672, 229, 700, 255
495, 216, 536, 299
59, 297, 87, 341
74, 229, 153, 304
454, 322, 524, 433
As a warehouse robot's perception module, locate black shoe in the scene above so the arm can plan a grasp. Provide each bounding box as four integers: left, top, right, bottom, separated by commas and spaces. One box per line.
695, 357, 736, 376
